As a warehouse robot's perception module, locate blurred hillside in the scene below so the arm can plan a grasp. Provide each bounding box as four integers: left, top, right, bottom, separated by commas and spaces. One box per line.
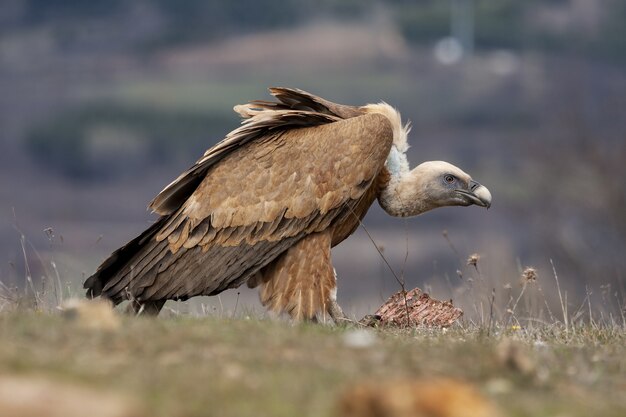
1, 0, 625, 318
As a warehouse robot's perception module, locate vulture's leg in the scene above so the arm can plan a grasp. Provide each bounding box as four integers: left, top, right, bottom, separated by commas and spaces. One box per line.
328, 298, 348, 324
258, 231, 340, 322
326, 268, 349, 324
126, 299, 166, 316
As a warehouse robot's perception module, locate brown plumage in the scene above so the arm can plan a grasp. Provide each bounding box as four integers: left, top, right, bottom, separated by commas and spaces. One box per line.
84, 87, 492, 321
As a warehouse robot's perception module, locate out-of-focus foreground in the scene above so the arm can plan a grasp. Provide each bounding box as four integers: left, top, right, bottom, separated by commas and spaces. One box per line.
0, 306, 624, 417
1, 1, 625, 320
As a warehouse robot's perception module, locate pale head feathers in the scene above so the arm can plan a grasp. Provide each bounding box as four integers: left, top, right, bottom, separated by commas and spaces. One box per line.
413, 161, 472, 181
378, 161, 475, 217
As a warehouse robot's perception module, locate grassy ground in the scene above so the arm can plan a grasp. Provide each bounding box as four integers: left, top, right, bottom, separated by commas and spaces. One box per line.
0, 309, 624, 417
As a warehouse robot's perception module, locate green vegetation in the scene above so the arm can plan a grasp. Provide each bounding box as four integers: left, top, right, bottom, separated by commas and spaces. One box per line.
25, 104, 235, 179
0, 311, 624, 417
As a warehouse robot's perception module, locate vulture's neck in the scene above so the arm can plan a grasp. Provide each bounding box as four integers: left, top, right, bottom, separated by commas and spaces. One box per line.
378, 148, 436, 217
362, 103, 433, 218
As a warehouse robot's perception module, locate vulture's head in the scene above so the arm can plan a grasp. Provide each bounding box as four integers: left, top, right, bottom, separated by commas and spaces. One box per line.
414, 161, 491, 209
379, 160, 492, 217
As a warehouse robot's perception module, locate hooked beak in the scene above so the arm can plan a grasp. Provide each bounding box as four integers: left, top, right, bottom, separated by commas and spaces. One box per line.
456, 180, 492, 208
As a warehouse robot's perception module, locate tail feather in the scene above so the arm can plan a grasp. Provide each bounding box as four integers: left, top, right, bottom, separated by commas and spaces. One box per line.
84, 216, 167, 301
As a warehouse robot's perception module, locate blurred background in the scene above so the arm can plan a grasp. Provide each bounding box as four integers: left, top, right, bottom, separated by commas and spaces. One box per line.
1, 0, 625, 320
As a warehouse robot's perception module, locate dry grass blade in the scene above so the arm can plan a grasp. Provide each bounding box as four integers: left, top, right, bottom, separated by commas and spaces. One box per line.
550, 259, 569, 333
346, 205, 411, 326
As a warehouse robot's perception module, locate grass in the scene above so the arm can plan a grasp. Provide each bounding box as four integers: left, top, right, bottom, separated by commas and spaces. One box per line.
2, 226, 625, 416
3, 196, 625, 417
0, 308, 624, 417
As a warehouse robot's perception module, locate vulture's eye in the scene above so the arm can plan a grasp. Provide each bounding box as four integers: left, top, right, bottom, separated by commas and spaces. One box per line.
444, 175, 456, 184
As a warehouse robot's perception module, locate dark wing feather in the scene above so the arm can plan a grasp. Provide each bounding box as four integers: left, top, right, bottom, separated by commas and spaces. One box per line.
83, 216, 167, 298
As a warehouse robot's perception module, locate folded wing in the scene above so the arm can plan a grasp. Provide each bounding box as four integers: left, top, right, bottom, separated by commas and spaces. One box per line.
85, 89, 393, 305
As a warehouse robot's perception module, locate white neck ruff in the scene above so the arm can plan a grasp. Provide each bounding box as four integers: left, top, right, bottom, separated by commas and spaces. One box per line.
362, 102, 411, 179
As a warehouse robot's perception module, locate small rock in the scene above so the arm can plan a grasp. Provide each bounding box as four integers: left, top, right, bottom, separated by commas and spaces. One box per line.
342, 329, 377, 348
485, 378, 513, 395
60, 298, 120, 331
338, 377, 502, 417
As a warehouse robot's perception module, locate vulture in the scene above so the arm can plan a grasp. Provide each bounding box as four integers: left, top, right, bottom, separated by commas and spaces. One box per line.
84, 88, 491, 321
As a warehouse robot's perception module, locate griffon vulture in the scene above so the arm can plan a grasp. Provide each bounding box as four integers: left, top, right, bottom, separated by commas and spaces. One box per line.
84, 88, 491, 321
